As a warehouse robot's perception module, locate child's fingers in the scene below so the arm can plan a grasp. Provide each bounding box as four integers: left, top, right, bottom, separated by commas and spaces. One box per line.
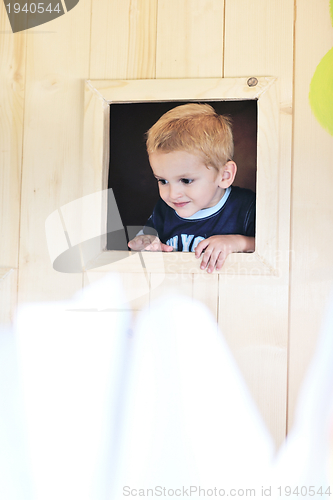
206, 250, 222, 273
208, 249, 230, 272
196, 237, 235, 272
201, 249, 227, 273
143, 241, 160, 251
195, 239, 209, 258
200, 247, 214, 270
148, 242, 173, 252
215, 252, 228, 271
160, 243, 174, 252
143, 238, 173, 252
128, 236, 155, 250
128, 238, 142, 250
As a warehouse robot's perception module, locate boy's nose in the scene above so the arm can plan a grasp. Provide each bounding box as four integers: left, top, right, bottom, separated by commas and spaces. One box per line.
168, 184, 183, 200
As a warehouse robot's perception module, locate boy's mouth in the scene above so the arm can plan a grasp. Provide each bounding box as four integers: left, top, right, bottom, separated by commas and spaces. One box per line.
173, 201, 190, 208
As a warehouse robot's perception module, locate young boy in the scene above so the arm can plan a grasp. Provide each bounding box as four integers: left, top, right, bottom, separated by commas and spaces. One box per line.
128, 103, 255, 273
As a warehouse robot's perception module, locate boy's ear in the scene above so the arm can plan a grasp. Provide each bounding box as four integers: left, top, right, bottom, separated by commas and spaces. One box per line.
219, 161, 237, 188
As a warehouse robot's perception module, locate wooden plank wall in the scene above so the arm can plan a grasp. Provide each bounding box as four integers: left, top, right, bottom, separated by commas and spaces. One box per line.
0, 3, 26, 324
1, 0, 332, 447
17, 1, 92, 304
220, 0, 293, 445
288, 0, 333, 430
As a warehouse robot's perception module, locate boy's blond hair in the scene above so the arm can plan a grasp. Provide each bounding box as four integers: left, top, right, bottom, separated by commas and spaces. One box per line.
146, 103, 234, 170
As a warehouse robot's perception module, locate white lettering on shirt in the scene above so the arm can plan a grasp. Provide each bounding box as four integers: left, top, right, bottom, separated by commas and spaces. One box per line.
166, 235, 178, 250
191, 236, 205, 251
181, 234, 194, 251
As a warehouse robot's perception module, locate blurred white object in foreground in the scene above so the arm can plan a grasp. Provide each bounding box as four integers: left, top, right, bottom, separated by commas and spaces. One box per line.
2, 274, 131, 500
0, 275, 333, 499
272, 291, 333, 497
113, 294, 274, 498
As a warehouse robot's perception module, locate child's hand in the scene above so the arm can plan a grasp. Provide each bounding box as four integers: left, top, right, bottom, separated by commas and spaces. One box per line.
128, 235, 174, 252
195, 235, 255, 273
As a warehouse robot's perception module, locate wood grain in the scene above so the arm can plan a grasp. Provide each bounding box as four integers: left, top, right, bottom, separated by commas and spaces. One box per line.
193, 273, 219, 321
288, 0, 333, 429
222, 0, 294, 445
18, 1, 92, 304
88, 0, 159, 318
156, 0, 224, 78
90, 0, 158, 80
88, 76, 273, 102
0, 269, 17, 325
0, 3, 26, 323
218, 276, 289, 443
89, 250, 272, 275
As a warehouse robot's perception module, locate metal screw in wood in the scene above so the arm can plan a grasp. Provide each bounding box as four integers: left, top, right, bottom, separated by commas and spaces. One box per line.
247, 77, 258, 87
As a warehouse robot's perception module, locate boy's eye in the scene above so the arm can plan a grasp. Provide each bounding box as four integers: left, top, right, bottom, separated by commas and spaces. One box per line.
181, 178, 193, 184
157, 179, 168, 185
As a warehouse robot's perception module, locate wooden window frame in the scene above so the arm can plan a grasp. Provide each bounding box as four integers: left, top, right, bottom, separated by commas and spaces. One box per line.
83, 77, 280, 276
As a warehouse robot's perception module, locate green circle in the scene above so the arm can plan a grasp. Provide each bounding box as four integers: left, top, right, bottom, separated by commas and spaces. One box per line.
309, 46, 333, 136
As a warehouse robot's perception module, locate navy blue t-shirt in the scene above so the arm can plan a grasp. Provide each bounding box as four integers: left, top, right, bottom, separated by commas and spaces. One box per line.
143, 186, 255, 252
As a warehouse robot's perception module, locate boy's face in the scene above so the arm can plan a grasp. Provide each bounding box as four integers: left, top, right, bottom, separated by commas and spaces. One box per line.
149, 150, 236, 218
